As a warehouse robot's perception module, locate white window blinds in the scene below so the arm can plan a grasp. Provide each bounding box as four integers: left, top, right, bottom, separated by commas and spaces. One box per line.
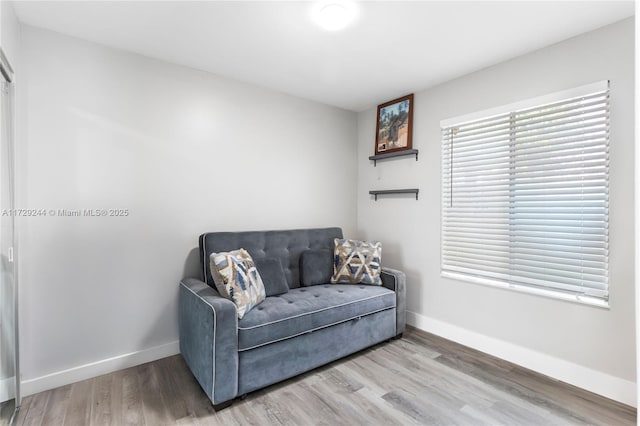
441, 81, 610, 306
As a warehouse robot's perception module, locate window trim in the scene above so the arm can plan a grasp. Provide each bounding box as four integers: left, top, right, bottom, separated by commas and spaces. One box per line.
441, 271, 609, 309
440, 80, 610, 309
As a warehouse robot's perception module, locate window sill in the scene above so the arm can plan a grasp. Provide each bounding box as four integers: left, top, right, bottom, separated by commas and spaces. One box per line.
441, 271, 610, 309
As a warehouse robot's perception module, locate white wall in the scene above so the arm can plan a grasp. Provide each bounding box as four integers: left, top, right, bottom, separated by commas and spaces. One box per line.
357, 18, 635, 404
18, 25, 357, 393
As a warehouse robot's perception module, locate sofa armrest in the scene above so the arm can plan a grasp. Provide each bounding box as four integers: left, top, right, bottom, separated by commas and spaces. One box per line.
381, 267, 406, 336
179, 278, 238, 405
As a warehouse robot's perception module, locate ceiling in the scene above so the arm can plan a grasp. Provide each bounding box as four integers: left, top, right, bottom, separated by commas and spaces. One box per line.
13, 1, 635, 112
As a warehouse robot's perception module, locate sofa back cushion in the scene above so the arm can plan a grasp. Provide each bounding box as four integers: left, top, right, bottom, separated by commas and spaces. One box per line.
200, 227, 343, 289
254, 258, 289, 296
300, 249, 333, 286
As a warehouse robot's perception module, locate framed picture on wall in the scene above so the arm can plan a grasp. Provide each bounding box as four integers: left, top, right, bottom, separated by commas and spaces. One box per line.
375, 94, 414, 155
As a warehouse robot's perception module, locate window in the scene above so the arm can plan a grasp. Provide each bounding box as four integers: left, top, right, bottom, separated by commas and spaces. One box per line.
441, 81, 609, 307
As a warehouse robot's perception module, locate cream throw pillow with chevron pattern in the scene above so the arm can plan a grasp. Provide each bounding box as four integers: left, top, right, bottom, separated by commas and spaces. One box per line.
331, 239, 382, 285
210, 248, 266, 319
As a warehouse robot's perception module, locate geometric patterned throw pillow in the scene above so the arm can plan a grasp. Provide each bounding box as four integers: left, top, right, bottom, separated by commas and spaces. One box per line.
209, 248, 266, 319
330, 239, 382, 285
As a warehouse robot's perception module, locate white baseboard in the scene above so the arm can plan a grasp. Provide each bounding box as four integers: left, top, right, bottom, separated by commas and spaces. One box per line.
0, 376, 15, 402
407, 311, 637, 407
21, 340, 180, 397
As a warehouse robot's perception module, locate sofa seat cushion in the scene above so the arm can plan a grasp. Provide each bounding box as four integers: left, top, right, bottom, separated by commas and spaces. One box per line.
237, 284, 395, 351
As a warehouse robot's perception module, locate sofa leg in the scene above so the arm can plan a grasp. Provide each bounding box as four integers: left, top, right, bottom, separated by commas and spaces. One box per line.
394, 333, 404, 340
212, 400, 233, 411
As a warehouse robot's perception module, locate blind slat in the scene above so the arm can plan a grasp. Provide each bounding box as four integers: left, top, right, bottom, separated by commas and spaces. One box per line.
448, 110, 607, 144
447, 134, 606, 161
445, 126, 606, 152
446, 92, 607, 136
443, 239, 607, 257
442, 246, 606, 264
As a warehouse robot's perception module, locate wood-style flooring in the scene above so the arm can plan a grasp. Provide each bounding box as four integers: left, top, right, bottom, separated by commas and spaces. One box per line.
15, 327, 636, 425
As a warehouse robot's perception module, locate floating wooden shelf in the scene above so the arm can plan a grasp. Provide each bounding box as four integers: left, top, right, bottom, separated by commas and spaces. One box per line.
369, 149, 419, 166
369, 189, 419, 201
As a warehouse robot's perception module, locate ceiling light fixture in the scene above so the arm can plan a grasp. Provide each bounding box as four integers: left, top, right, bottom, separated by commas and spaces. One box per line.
312, 0, 356, 31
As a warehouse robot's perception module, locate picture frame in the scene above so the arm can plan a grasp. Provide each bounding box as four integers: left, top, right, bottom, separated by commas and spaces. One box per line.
374, 94, 414, 155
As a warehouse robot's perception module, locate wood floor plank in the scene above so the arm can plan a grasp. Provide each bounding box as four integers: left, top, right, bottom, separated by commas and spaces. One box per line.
506, 366, 636, 425
376, 343, 501, 410
303, 377, 373, 425
334, 361, 389, 398
121, 366, 144, 426
307, 369, 406, 426
258, 390, 313, 426
12, 396, 30, 426
394, 336, 442, 360
105, 370, 124, 426
155, 356, 190, 424
90, 371, 114, 425
322, 366, 364, 394
353, 386, 420, 425
169, 357, 218, 426
297, 383, 343, 425
382, 389, 441, 424
15, 328, 636, 426
63, 379, 92, 426
137, 362, 171, 425
434, 347, 610, 424
235, 393, 285, 426
249, 378, 336, 426
40, 384, 71, 426
408, 327, 634, 425
19, 393, 47, 426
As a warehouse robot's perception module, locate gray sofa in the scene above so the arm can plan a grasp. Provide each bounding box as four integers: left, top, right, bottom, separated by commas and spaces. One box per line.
179, 227, 406, 409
